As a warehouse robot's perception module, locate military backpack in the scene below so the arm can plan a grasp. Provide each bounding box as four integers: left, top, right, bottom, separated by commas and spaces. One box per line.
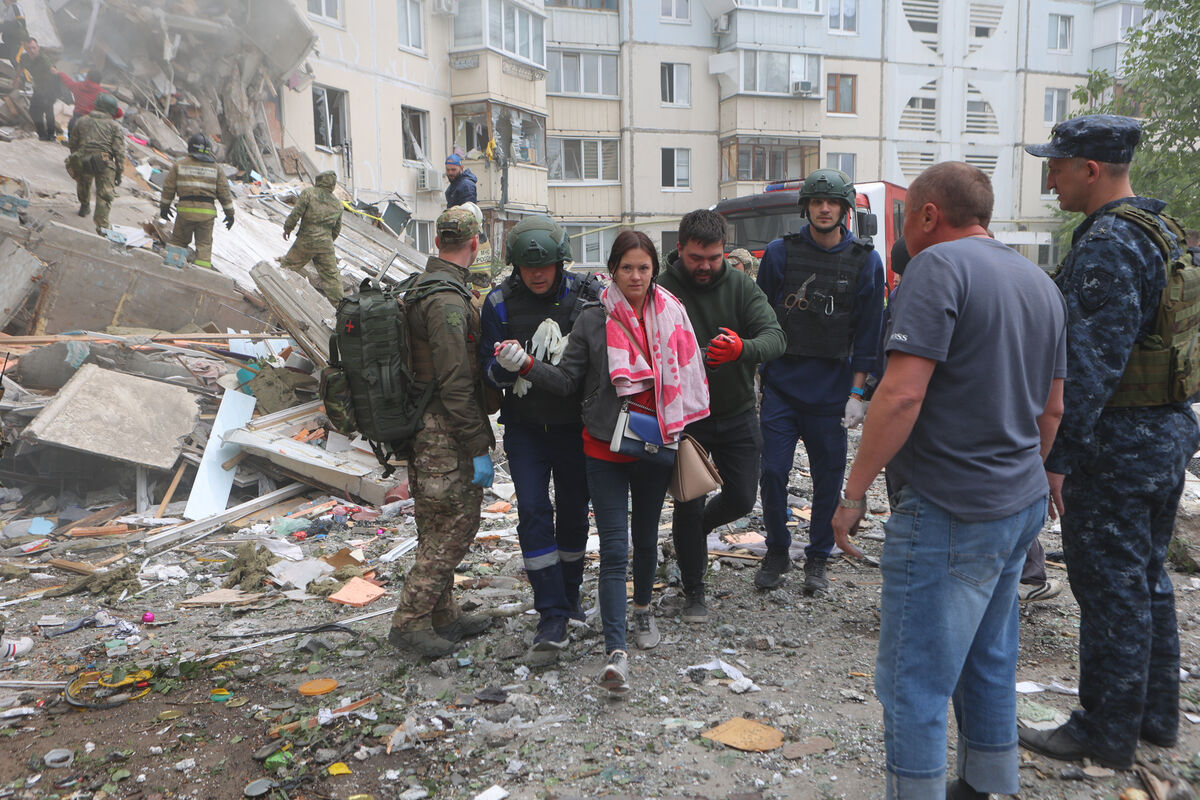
1107, 204, 1200, 407
320, 272, 470, 475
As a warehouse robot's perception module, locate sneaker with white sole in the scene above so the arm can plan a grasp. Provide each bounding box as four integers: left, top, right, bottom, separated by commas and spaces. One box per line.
1, 637, 33, 660
681, 593, 709, 624
599, 650, 630, 695
1018, 579, 1062, 603
631, 608, 660, 650
532, 616, 569, 651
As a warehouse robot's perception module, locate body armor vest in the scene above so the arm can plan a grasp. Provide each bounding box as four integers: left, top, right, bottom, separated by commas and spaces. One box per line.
775, 233, 872, 359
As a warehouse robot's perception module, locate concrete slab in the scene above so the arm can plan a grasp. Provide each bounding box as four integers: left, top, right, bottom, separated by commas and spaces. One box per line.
0, 238, 44, 329
23, 364, 198, 471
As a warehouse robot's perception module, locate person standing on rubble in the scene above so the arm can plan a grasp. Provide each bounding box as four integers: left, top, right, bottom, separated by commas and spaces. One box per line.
656, 210, 785, 627
281, 170, 344, 303
67, 92, 123, 234
58, 68, 106, 137
16, 38, 58, 141
479, 215, 601, 655
158, 134, 235, 270
389, 206, 497, 659
0, 0, 25, 68
832, 161, 1066, 800
755, 168, 885, 594
444, 154, 477, 208
1018, 116, 1200, 770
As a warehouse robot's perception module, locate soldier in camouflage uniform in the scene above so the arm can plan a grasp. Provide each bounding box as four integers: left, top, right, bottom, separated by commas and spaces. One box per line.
1020, 115, 1200, 770
281, 170, 344, 302
727, 247, 758, 279
389, 206, 497, 658
67, 93, 123, 234
159, 134, 235, 269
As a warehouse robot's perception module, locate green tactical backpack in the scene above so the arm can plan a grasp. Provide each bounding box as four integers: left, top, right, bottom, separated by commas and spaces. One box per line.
320, 272, 470, 475
1107, 204, 1200, 407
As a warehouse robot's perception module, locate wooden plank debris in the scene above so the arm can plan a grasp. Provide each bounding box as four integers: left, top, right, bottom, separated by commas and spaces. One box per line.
143, 482, 307, 553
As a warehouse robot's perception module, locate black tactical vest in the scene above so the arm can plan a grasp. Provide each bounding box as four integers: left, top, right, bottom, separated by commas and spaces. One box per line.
775, 233, 873, 359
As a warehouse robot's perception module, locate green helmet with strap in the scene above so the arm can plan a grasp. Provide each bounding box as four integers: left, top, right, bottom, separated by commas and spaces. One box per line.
95, 93, 118, 116
506, 215, 572, 268
797, 168, 856, 217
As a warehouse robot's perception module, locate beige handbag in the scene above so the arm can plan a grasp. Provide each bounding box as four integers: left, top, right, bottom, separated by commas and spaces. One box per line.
668, 434, 723, 502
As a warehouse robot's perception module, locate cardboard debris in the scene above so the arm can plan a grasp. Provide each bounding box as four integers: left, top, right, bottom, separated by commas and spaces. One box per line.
328, 577, 386, 607
782, 736, 836, 759
701, 718, 784, 752
179, 588, 268, 608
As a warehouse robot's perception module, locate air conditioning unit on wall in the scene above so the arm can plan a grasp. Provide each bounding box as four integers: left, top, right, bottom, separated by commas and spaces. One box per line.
713, 13, 730, 33
416, 167, 444, 192
792, 80, 816, 97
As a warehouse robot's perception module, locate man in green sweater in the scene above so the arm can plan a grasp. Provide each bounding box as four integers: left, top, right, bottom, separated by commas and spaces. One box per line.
658, 209, 786, 623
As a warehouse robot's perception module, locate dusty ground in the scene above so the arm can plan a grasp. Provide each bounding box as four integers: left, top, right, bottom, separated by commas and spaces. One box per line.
4, 429, 1200, 800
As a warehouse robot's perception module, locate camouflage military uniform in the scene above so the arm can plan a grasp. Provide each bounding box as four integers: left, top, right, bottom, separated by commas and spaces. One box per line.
390, 223, 495, 636
282, 171, 344, 302
1048, 195, 1200, 764
728, 247, 759, 279
161, 154, 234, 269
68, 109, 123, 233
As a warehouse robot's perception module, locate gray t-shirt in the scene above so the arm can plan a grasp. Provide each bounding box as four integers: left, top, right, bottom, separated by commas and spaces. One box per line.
885, 236, 1067, 521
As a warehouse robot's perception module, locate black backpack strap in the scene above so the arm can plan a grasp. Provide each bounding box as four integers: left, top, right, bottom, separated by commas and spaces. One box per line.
569, 273, 604, 326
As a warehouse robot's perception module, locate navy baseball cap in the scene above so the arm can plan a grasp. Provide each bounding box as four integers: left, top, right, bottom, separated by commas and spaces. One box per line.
1024, 114, 1142, 164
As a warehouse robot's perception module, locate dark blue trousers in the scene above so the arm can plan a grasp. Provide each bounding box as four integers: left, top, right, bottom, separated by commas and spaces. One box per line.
760, 386, 847, 561
504, 422, 590, 621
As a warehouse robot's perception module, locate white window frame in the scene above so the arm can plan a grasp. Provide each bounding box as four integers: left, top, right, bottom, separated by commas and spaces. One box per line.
308, 0, 342, 25
741, 50, 821, 96
1048, 13, 1072, 53
489, 0, 546, 66
739, 0, 820, 11
661, 147, 691, 190
397, 0, 424, 52
1118, 3, 1144, 40
661, 0, 690, 23
312, 85, 348, 151
401, 106, 429, 163
563, 223, 618, 268
548, 137, 620, 184
408, 219, 434, 254
828, 0, 857, 33
1043, 87, 1069, 126
547, 50, 618, 97
826, 152, 856, 181
1039, 161, 1056, 199
660, 62, 691, 107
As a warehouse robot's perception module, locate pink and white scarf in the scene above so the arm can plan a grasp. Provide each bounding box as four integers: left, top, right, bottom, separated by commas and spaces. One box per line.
601, 283, 710, 440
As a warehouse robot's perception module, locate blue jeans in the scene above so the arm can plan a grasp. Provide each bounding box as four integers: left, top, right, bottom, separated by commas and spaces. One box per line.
876, 487, 1047, 799
505, 422, 590, 621
586, 455, 672, 654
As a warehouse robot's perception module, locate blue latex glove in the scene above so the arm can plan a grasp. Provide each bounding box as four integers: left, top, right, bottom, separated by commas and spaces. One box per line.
471, 454, 494, 488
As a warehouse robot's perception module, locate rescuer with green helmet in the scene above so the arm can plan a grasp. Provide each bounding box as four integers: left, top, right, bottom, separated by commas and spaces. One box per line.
479, 215, 602, 655
754, 168, 886, 594
281, 170, 344, 303
67, 92, 124, 233
158, 134, 235, 269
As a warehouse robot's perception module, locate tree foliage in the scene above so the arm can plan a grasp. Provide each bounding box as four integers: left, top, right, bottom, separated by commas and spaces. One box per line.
1072, 0, 1200, 232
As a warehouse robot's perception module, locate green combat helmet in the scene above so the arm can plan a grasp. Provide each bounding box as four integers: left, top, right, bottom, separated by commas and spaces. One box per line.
436, 205, 481, 245
95, 93, 119, 116
797, 168, 856, 218
506, 215, 572, 268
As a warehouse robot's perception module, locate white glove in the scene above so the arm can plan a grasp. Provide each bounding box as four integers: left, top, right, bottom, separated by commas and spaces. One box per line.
842, 396, 866, 429
514, 319, 567, 397
496, 341, 532, 373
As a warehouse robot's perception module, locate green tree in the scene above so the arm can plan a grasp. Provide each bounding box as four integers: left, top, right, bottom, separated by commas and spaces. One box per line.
1072, 0, 1200, 233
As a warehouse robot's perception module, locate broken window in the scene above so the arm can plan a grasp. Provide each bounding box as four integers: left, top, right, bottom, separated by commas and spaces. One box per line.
401, 106, 428, 162
312, 85, 348, 149
308, 0, 342, 23
453, 101, 545, 166
720, 137, 817, 182
397, 0, 424, 50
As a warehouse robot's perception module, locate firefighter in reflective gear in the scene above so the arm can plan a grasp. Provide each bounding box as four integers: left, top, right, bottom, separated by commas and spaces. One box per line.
281, 170, 344, 303
755, 168, 886, 594
67, 93, 124, 234
159, 134, 234, 269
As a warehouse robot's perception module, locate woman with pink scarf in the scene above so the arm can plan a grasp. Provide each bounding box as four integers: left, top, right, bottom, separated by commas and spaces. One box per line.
495, 229, 709, 695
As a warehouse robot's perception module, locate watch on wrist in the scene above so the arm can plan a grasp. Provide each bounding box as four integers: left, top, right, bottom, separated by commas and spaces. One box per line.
838, 493, 866, 510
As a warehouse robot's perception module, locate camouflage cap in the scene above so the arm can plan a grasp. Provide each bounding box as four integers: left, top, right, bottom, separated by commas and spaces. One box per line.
1024, 114, 1142, 164
728, 248, 756, 270
437, 206, 481, 245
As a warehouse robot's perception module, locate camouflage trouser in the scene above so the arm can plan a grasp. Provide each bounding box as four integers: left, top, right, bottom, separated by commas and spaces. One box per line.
390, 412, 483, 633
281, 240, 343, 302
170, 210, 217, 268
1061, 405, 1200, 762
75, 165, 115, 232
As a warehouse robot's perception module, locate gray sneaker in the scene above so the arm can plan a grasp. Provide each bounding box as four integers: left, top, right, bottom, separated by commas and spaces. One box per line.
803, 557, 829, 595
631, 608, 660, 650
599, 649, 630, 695
681, 593, 709, 624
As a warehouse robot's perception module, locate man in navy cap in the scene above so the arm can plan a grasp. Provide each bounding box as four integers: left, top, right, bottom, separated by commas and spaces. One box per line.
444, 153, 478, 209
1021, 115, 1200, 768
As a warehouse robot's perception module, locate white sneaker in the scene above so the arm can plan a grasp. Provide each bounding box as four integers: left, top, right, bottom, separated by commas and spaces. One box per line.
631, 608, 660, 650
1018, 579, 1062, 603
1, 637, 32, 659
599, 650, 630, 695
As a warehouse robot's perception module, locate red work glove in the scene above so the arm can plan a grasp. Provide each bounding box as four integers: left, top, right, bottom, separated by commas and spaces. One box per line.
705, 327, 743, 367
